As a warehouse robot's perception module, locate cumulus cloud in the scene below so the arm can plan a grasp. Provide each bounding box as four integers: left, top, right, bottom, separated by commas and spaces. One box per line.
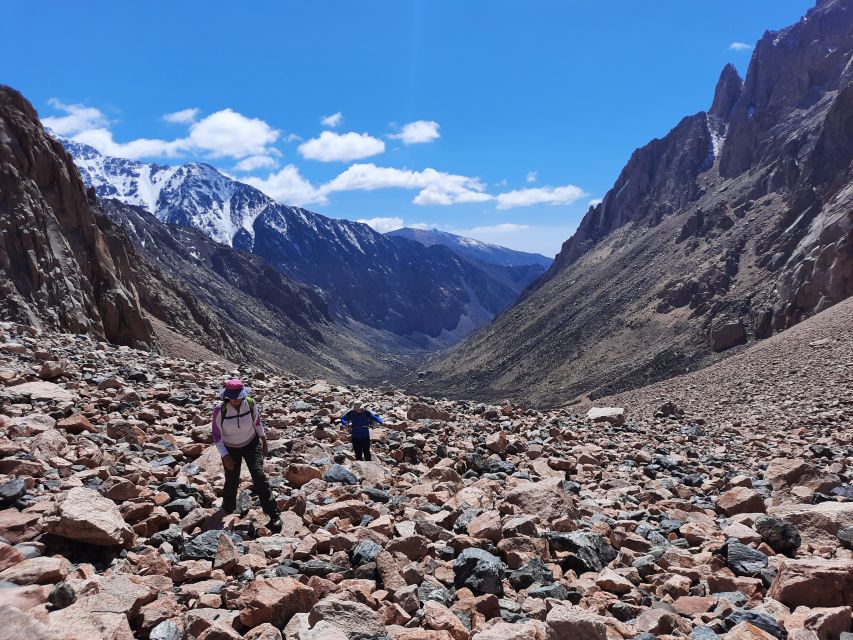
356, 217, 405, 233
298, 131, 385, 162
389, 120, 440, 144
589, 198, 603, 207
243, 165, 326, 206
729, 42, 752, 51
409, 222, 432, 230
45, 100, 282, 163
496, 184, 587, 209
72, 128, 186, 159
187, 109, 280, 159
321, 112, 343, 127
233, 155, 278, 172
163, 108, 199, 124
526, 171, 537, 183
42, 99, 110, 135
321, 163, 491, 205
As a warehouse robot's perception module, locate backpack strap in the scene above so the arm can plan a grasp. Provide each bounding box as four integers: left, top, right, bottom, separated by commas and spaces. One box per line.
221, 397, 256, 422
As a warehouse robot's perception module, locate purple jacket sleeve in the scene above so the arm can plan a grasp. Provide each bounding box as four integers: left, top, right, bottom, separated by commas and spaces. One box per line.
212, 406, 228, 457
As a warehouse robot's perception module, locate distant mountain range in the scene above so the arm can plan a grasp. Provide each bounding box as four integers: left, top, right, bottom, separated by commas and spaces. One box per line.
419, 0, 853, 406
58, 137, 548, 348
387, 227, 552, 269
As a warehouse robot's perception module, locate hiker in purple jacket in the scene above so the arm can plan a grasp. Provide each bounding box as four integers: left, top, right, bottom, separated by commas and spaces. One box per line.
340, 400, 383, 461
212, 378, 280, 530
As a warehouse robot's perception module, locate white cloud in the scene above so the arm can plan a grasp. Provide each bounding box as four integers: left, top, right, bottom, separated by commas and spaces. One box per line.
356, 217, 405, 233
243, 165, 326, 206
496, 184, 587, 209
409, 222, 432, 230
729, 42, 753, 51
298, 131, 385, 162
163, 108, 199, 124
45, 99, 282, 163
187, 109, 280, 159
72, 128, 186, 159
42, 99, 109, 135
321, 112, 343, 128
526, 171, 537, 183
589, 198, 603, 207
321, 163, 491, 206
389, 120, 440, 144
233, 155, 278, 172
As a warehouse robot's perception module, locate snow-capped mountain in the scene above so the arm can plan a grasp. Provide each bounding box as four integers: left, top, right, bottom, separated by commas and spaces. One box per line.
57, 136, 543, 344
387, 227, 552, 268
61, 137, 270, 248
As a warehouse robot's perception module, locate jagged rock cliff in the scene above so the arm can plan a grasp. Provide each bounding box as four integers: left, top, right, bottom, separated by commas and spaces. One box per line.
422, 0, 853, 407
0, 86, 154, 347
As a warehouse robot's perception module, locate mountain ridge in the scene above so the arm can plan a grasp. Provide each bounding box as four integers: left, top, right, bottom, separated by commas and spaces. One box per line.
386, 227, 553, 269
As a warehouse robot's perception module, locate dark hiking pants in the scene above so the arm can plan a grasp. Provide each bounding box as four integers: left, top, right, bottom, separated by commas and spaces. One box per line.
223, 437, 278, 517
352, 436, 371, 461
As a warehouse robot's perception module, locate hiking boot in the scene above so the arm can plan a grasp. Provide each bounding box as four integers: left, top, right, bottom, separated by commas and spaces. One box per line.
267, 514, 282, 532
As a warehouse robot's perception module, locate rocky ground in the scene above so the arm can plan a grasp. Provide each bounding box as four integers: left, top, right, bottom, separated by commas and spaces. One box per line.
0, 303, 852, 640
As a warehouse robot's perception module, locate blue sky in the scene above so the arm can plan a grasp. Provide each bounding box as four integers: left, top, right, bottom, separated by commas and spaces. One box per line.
5, 1, 814, 256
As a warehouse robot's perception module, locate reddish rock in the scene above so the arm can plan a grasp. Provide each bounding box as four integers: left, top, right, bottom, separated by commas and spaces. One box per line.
285, 463, 322, 487
236, 577, 317, 627
634, 608, 693, 635
485, 432, 507, 454
214, 532, 239, 572
545, 605, 608, 639
243, 623, 284, 640
44, 487, 136, 547
765, 458, 815, 490
46, 601, 134, 640
769, 558, 853, 607
717, 486, 766, 516
767, 502, 853, 547
311, 500, 379, 525
468, 511, 503, 543
56, 414, 95, 434
0, 604, 57, 640
423, 601, 469, 640
0, 556, 71, 585
0, 541, 24, 572
0, 510, 41, 544
503, 478, 578, 522
407, 404, 452, 422
672, 595, 717, 617
786, 605, 852, 640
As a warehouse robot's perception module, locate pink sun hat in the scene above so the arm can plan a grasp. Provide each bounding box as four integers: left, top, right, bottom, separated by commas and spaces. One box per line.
221, 378, 250, 400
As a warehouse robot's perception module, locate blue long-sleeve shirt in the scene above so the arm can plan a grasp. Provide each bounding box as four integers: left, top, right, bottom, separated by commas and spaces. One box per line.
341, 409, 383, 439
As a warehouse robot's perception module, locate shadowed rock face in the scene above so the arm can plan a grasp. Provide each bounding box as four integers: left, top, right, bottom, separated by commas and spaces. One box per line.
0, 86, 154, 347
422, 0, 853, 407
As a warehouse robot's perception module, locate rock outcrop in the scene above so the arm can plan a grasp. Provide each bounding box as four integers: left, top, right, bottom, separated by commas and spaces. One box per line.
0, 86, 154, 347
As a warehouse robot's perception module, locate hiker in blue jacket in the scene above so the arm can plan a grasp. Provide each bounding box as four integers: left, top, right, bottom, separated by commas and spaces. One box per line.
341, 401, 383, 461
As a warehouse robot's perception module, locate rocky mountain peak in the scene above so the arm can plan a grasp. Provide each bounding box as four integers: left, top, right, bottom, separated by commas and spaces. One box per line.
708, 63, 743, 121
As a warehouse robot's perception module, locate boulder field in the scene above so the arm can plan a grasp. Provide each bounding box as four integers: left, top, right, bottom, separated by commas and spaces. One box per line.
0, 317, 851, 640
